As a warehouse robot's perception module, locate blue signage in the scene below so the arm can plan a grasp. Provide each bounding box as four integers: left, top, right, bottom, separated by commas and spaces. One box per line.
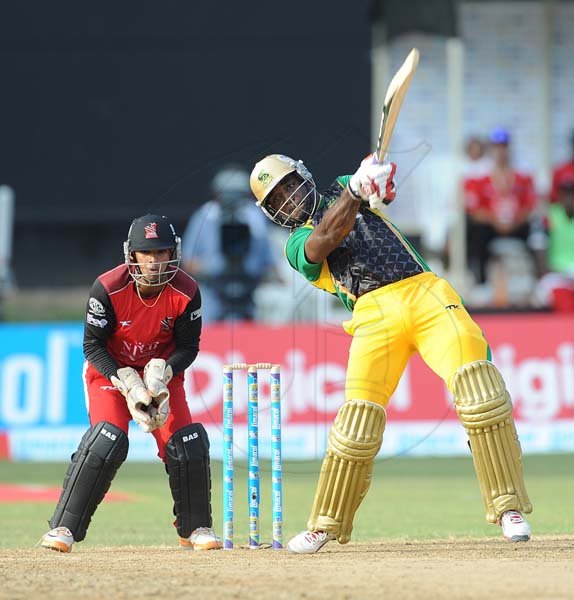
0, 323, 88, 428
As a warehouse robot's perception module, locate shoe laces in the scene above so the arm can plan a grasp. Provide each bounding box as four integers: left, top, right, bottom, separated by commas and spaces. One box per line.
305, 531, 329, 543
505, 511, 524, 524
191, 527, 215, 536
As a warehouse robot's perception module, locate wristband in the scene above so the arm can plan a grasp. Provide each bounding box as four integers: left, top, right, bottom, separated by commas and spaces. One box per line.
347, 182, 362, 200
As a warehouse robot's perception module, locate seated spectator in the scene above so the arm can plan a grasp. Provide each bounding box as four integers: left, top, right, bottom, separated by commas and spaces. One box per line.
181, 165, 279, 323
536, 175, 574, 311
463, 135, 491, 179
464, 128, 538, 285
549, 130, 574, 204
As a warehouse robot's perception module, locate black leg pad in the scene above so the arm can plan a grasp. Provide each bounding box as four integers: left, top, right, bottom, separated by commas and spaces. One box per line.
49, 422, 129, 541
165, 423, 213, 538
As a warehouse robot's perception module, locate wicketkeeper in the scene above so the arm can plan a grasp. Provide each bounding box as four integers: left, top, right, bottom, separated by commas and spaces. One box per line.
40, 214, 222, 552
250, 154, 532, 553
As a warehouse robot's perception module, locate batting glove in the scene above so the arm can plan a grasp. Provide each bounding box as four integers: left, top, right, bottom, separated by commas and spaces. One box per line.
143, 358, 173, 430
348, 154, 397, 208
111, 367, 154, 432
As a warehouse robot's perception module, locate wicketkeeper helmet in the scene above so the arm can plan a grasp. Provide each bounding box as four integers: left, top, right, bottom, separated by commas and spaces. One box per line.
124, 214, 181, 286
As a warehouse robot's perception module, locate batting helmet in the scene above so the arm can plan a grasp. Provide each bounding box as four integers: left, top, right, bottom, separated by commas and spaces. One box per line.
250, 154, 317, 228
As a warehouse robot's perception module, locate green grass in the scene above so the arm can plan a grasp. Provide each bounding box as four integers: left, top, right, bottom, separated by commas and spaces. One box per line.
0, 454, 572, 548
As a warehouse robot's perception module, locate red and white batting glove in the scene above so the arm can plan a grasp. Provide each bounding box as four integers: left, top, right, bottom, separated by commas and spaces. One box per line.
348, 154, 397, 209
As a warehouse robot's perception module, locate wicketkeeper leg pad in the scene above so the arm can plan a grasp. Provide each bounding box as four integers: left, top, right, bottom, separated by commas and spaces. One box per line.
49, 421, 129, 541
307, 399, 386, 544
165, 423, 213, 538
452, 361, 532, 523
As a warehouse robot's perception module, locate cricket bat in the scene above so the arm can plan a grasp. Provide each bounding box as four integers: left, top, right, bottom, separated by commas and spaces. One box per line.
376, 48, 420, 162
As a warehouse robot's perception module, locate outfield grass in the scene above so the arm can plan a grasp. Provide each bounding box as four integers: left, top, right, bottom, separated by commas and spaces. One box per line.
0, 454, 572, 548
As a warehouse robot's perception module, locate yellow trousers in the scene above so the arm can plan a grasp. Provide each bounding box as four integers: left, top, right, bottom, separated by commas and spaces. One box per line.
344, 272, 489, 406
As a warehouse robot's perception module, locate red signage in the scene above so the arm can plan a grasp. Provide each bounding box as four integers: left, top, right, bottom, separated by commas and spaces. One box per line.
185, 314, 574, 426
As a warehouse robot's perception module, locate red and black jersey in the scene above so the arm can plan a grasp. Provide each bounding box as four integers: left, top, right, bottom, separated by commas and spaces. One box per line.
464, 171, 536, 224
83, 264, 201, 381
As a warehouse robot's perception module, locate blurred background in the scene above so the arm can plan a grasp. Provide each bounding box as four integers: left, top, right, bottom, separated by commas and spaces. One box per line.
0, 0, 572, 540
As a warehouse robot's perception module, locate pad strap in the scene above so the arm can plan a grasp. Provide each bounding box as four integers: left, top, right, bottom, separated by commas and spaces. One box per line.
308, 400, 386, 544
453, 361, 532, 522
165, 423, 213, 538
49, 421, 128, 541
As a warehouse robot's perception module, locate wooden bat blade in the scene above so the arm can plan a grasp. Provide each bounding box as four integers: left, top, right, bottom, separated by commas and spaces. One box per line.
376, 48, 420, 162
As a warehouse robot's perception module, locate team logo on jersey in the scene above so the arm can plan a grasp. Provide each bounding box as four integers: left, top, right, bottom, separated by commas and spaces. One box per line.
161, 316, 174, 331
88, 297, 106, 316
144, 222, 159, 239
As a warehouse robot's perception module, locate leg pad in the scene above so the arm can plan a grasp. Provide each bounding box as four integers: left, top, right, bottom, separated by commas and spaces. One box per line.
165, 423, 213, 538
452, 361, 532, 523
49, 421, 128, 541
307, 400, 386, 544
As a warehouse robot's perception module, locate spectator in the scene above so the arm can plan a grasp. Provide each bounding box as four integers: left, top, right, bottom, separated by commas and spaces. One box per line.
464, 128, 538, 285
463, 136, 491, 179
181, 165, 278, 323
536, 175, 574, 311
550, 130, 574, 204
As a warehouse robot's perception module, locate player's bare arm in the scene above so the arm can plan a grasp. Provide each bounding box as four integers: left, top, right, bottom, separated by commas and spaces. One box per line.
305, 157, 397, 263
304, 188, 362, 263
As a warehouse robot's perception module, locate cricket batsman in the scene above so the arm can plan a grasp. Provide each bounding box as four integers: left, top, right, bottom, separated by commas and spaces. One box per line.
250, 154, 532, 553
40, 214, 222, 552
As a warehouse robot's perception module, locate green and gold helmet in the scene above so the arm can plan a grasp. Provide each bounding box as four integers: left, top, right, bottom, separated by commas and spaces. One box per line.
250, 154, 317, 228
250, 154, 314, 206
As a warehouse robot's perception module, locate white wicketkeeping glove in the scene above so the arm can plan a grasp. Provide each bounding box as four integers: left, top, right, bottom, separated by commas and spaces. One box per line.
348, 154, 397, 210
143, 358, 173, 430
111, 367, 154, 432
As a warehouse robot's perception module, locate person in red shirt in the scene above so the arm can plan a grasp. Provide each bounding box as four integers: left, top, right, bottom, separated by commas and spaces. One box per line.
39, 214, 222, 553
465, 128, 537, 284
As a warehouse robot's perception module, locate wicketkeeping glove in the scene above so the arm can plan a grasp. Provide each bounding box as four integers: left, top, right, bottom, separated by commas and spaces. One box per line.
143, 358, 173, 430
348, 154, 397, 209
111, 367, 154, 432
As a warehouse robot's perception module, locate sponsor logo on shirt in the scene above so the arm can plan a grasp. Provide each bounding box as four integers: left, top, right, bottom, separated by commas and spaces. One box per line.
87, 313, 108, 328
120, 320, 132, 328
121, 340, 160, 362
89, 297, 106, 316
191, 308, 202, 321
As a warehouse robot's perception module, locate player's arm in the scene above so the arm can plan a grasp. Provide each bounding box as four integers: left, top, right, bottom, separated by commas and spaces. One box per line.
82, 279, 119, 380
166, 287, 202, 375
305, 159, 396, 264
304, 187, 362, 263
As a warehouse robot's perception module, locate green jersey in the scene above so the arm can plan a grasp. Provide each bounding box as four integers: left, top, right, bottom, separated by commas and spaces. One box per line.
285, 176, 431, 311
548, 203, 574, 273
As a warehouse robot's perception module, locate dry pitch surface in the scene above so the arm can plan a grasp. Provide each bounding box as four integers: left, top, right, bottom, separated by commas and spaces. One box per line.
2, 536, 573, 599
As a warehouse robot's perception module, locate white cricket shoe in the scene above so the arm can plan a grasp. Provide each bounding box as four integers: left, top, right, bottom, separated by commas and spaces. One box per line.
287, 530, 336, 554
500, 510, 531, 542
40, 527, 75, 553
180, 527, 223, 550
